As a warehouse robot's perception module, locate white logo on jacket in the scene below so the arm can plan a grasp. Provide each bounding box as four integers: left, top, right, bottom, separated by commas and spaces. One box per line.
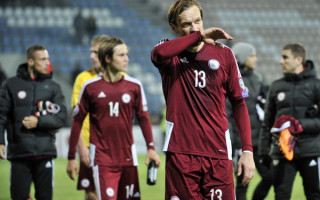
17, 91, 27, 99
277, 92, 285, 101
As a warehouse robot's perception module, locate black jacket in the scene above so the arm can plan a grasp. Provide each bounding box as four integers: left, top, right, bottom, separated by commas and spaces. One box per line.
259, 60, 320, 159
227, 68, 265, 149
0, 63, 67, 160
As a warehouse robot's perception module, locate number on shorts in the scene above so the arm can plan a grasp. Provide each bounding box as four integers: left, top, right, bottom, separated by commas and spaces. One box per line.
125, 184, 134, 198
210, 188, 222, 200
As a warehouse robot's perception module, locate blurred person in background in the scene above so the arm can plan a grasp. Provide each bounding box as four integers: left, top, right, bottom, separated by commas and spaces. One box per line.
0, 62, 7, 87
73, 9, 86, 45
227, 42, 272, 200
259, 43, 320, 199
67, 37, 161, 200
0, 45, 67, 200
70, 35, 110, 200
86, 14, 98, 42
151, 0, 255, 199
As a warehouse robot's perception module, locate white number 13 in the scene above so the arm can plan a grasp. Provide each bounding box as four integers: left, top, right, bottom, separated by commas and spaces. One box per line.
194, 70, 206, 88
210, 188, 222, 200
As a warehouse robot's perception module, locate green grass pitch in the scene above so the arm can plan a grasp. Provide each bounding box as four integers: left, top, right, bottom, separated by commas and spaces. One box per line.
0, 153, 304, 199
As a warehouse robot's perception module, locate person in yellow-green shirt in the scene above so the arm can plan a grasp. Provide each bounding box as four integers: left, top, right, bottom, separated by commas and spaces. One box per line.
71, 35, 110, 200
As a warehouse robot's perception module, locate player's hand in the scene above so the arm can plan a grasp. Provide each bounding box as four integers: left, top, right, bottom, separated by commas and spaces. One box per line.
201, 27, 233, 47
22, 116, 38, 129
0, 144, 6, 159
237, 151, 255, 186
66, 159, 79, 180
145, 149, 161, 167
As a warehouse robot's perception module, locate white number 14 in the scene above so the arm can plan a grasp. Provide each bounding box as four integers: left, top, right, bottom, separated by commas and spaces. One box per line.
109, 102, 119, 117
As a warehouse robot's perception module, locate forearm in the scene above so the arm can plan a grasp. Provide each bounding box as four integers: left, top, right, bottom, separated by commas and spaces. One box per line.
151, 31, 202, 63
231, 98, 253, 152
138, 115, 155, 150
68, 120, 82, 160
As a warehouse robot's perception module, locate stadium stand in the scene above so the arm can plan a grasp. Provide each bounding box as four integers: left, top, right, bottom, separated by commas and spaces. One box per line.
1, 0, 319, 122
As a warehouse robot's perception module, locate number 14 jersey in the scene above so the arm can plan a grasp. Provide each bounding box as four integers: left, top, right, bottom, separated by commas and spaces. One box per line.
68, 76, 154, 166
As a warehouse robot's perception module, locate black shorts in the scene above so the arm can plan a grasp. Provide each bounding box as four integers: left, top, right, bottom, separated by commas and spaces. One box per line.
10, 158, 54, 200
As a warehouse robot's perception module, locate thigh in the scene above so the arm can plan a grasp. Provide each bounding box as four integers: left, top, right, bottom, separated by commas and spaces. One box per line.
298, 157, 320, 200
273, 159, 296, 200
10, 160, 32, 200
118, 166, 141, 200
32, 158, 54, 200
92, 165, 122, 200
77, 161, 95, 191
201, 158, 235, 200
165, 152, 202, 200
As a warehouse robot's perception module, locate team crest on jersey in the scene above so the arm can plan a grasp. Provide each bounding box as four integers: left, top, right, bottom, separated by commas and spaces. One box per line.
122, 93, 131, 103
17, 90, 27, 99
208, 59, 220, 70
277, 92, 285, 101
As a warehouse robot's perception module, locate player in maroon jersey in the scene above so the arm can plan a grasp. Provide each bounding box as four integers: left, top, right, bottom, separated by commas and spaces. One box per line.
151, 0, 255, 199
67, 37, 161, 200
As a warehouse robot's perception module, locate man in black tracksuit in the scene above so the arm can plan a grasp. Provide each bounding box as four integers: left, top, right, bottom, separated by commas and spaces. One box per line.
0, 45, 67, 200
259, 43, 320, 200
227, 42, 272, 200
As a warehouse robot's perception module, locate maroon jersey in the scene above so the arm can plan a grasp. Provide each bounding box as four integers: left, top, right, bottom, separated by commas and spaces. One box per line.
151, 31, 252, 160
68, 76, 154, 166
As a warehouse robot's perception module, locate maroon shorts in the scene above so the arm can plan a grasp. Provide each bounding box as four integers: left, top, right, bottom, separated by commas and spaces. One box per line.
92, 165, 140, 200
77, 161, 95, 191
165, 152, 235, 200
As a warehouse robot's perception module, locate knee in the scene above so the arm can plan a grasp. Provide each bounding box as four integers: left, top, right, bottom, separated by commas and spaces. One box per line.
85, 191, 97, 200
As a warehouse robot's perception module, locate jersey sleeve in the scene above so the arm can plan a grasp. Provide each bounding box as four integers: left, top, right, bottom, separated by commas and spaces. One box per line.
151, 31, 202, 65
134, 82, 155, 150
226, 49, 252, 152
68, 85, 90, 160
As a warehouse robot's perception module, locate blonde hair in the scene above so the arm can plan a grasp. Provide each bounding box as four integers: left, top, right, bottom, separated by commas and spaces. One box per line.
167, 0, 203, 25
91, 35, 110, 46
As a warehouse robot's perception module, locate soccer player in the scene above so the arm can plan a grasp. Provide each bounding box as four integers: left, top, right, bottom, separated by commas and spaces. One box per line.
70, 35, 110, 200
67, 37, 161, 200
151, 0, 255, 199
0, 45, 67, 200
259, 43, 320, 199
